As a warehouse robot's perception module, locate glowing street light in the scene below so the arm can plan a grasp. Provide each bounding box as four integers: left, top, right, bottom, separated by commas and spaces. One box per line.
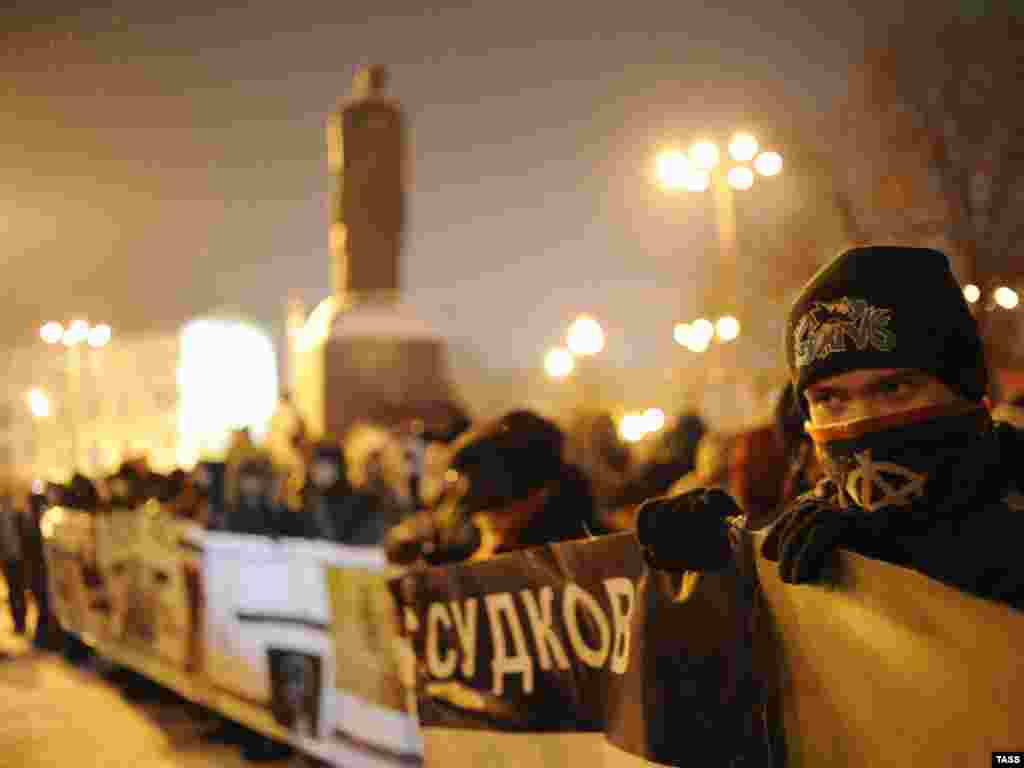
673, 322, 692, 346
87, 324, 112, 348
691, 318, 715, 345
655, 148, 692, 191
544, 347, 575, 379
655, 136, 782, 198
726, 166, 755, 191
619, 412, 648, 443
728, 133, 759, 163
27, 388, 50, 419
994, 286, 1020, 310
63, 319, 90, 346
963, 284, 981, 304
754, 151, 783, 177
676, 318, 714, 353
642, 407, 666, 433
684, 168, 710, 192
716, 315, 741, 342
567, 314, 605, 357
40, 322, 64, 345
689, 140, 720, 171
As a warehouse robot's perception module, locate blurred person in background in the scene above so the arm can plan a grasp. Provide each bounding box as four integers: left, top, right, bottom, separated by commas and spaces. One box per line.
223, 428, 259, 515
564, 410, 633, 513
299, 438, 353, 541
22, 489, 60, 649
225, 452, 296, 537
729, 421, 787, 529
599, 431, 734, 533
337, 423, 412, 546
106, 455, 160, 508
400, 419, 428, 511
599, 411, 708, 532
159, 469, 204, 520
386, 409, 596, 565
668, 431, 733, 497
192, 460, 227, 528
266, 391, 311, 519
67, 473, 101, 513
418, 413, 473, 510
0, 485, 27, 635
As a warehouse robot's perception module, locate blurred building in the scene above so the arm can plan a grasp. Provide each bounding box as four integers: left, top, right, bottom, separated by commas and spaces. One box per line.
1, 316, 278, 483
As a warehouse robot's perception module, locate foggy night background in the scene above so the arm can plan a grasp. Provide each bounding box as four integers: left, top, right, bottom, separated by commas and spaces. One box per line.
2, 0, 941, 381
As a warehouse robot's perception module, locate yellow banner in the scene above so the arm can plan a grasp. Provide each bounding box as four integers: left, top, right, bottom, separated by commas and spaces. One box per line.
755, 542, 1024, 767
325, 565, 406, 713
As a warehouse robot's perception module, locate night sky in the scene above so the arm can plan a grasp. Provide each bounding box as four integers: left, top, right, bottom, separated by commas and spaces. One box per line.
2, 0, 927, 374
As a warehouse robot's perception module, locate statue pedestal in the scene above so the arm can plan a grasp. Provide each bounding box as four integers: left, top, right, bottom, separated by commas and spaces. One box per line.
293, 294, 461, 438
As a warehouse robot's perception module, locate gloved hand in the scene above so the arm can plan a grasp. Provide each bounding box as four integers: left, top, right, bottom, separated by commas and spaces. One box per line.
385, 510, 483, 566
761, 493, 857, 584
635, 488, 741, 572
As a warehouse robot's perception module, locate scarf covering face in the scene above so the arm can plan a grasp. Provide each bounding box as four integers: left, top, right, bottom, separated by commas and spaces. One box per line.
763, 404, 1021, 588
805, 402, 991, 518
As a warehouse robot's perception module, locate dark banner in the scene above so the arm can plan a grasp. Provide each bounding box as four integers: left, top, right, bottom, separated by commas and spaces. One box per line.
390, 531, 768, 767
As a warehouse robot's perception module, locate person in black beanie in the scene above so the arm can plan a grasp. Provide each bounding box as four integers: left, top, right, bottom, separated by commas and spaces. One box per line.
762, 245, 1024, 611
385, 409, 596, 565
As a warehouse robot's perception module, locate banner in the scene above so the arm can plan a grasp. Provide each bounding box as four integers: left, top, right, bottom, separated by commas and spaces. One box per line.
43, 506, 104, 642
754, 535, 1024, 768
199, 534, 422, 767
391, 532, 767, 767
44, 509, 423, 768
93, 501, 201, 667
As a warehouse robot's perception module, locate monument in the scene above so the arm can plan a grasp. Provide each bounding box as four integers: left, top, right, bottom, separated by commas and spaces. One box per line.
291, 65, 462, 439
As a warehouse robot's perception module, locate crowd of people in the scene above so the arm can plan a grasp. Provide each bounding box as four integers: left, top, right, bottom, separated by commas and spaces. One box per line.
3, 245, 1024, 658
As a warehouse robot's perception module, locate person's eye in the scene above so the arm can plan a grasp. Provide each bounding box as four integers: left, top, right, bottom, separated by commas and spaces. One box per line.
880, 377, 920, 399
810, 391, 844, 409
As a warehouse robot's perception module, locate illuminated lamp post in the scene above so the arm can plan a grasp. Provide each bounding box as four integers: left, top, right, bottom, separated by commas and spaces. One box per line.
40, 320, 112, 473
655, 132, 783, 429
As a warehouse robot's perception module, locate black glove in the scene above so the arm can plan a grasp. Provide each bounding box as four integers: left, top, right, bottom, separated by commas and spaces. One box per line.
761, 494, 857, 584
385, 512, 483, 566
635, 488, 740, 572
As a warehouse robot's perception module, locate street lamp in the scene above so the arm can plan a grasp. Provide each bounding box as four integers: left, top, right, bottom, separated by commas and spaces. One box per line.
39, 319, 113, 472
618, 407, 666, 443
994, 286, 1020, 310
40, 322, 64, 345
88, 324, 112, 348
544, 347, 575, 379
656, 132, 781, 427
754, 151, 783, 177
654, 131, 783, 321
728, 133, 759, 163
716, 315, 741, 342
27, 388, 50, 419
567, 314, 605, 357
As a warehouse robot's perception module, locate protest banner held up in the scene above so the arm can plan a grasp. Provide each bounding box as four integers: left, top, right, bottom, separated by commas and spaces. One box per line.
391, 531, 768, 767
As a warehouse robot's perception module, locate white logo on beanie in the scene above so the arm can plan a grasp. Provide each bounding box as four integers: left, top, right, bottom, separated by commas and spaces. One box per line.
794, 297, 896, 367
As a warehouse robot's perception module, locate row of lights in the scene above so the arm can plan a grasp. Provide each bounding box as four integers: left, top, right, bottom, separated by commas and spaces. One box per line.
674, 315, 740, 353
656, 133, 783, 193
40, 320, 112, 348
963, 284, 1020, 310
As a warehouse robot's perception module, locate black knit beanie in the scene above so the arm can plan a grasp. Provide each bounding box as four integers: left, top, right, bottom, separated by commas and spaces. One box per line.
786, 246, 987, 414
